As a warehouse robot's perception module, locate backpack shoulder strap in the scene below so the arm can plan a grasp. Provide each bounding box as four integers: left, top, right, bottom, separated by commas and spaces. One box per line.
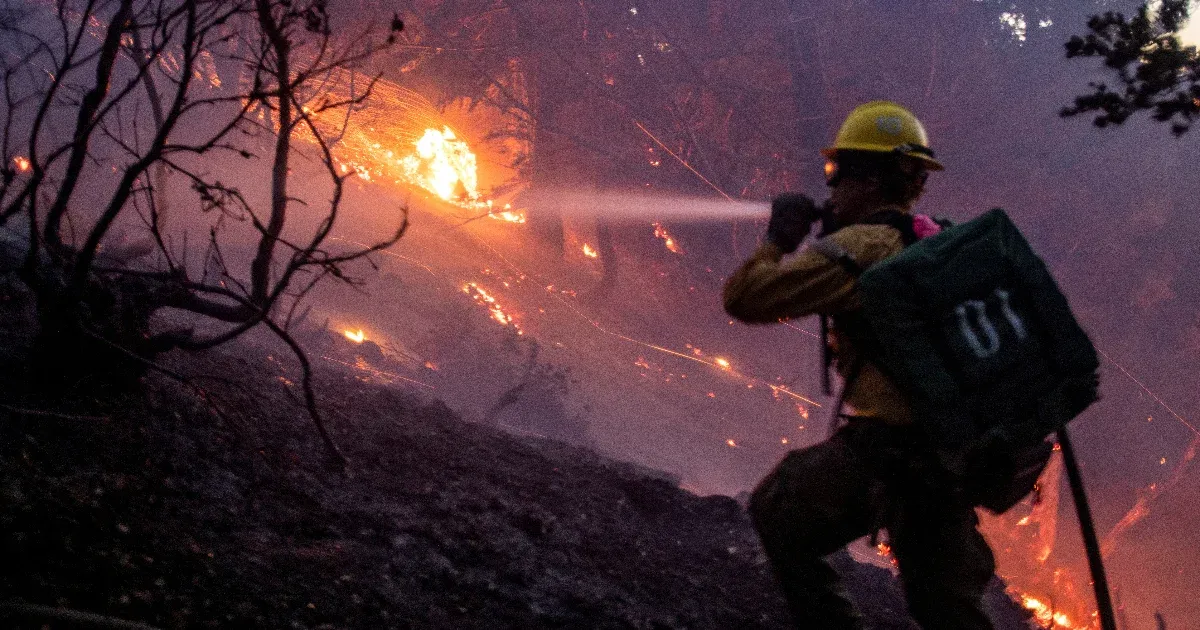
808, 234, 870, 431
809, 220, 911, 433
861, 209, 919, 246
809, 235, 863, 397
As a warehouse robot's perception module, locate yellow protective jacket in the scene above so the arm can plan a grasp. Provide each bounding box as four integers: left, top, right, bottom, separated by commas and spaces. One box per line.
723, 222, 913, 424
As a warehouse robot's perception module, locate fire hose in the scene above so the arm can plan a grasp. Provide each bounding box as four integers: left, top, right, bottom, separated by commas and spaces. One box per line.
1057, 428, 1118, 630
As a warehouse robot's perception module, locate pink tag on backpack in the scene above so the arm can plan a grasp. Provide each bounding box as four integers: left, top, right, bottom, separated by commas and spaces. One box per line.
912, 214, 942, 240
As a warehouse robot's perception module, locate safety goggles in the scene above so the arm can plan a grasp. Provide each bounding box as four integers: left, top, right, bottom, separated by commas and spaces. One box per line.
824, 154, 930, 188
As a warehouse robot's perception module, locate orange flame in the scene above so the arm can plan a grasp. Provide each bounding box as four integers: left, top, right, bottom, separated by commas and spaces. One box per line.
403, 127, 478, 201
1017, 594, 1088, 630
12, 156, 30, 172
343, 329, 365, 343
489, 203, 526, 224
295, 73, 513, 217
581, 243, 599, 258
490, 210, 527, 223
463, 282, 522, 333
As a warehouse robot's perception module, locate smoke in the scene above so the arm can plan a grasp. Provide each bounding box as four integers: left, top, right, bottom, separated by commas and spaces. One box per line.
523, 189, 769, 223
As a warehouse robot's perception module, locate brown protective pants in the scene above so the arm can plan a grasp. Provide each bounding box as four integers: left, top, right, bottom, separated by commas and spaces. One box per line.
749, 422, 996, 630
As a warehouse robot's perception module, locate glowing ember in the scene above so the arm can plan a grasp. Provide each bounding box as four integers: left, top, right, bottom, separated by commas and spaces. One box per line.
12, 156, 30, 172
714, 357, 731, 370
463, 282, 522, 333
489, 203, 527, 223
402, 127, 479, 201
343, 329, 365, 343
725, 438, 738, 448
653, 221, 683, 254
320, 355, 435, 390
490, 210, 527, 223
581, 243, 599, 258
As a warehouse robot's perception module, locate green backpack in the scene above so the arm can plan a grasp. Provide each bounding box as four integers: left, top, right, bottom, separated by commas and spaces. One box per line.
837, 208, 1100, 512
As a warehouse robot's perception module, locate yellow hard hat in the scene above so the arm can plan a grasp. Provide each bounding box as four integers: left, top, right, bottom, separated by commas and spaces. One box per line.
821, 101, 943, 171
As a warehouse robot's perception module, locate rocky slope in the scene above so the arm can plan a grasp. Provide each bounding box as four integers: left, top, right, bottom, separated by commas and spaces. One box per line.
0, 333, 1032, 629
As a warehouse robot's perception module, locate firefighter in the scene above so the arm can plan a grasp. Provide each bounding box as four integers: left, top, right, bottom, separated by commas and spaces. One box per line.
723, 101, 997, 630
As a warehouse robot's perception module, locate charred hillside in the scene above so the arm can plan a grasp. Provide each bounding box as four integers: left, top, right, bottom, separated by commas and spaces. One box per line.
0, 319, 1032, 628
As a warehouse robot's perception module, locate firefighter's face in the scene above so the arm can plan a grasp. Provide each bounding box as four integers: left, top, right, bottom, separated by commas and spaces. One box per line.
826, 157, 927, 222
828, 177, 880, 223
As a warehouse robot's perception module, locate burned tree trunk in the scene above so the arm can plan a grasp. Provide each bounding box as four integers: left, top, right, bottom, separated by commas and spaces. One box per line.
526, 52, 568, 255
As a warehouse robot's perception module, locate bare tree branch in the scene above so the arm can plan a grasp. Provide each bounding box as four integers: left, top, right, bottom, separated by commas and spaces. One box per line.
0, 0, 403, 464
43, 0, 135, 248
261, 314, 347, 470
0, 599, 161, 630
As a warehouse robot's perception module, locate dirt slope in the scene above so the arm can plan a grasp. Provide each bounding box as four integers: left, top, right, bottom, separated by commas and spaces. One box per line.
0, 338, 1031, 629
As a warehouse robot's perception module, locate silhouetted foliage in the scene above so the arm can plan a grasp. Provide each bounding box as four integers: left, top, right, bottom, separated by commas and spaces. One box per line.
0, 0, 406, 467
1062, 0, 1200, 135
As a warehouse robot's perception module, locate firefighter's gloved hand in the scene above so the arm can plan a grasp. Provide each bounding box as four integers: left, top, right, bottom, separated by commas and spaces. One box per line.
766, 193, 819, 254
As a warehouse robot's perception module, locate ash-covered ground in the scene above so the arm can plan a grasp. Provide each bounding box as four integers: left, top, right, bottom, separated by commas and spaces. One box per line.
0, 326, 1034, 628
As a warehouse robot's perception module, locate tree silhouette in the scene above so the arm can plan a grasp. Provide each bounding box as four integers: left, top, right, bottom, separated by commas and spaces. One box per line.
0, 0, 406, 467
1062, 0, 1200, 135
